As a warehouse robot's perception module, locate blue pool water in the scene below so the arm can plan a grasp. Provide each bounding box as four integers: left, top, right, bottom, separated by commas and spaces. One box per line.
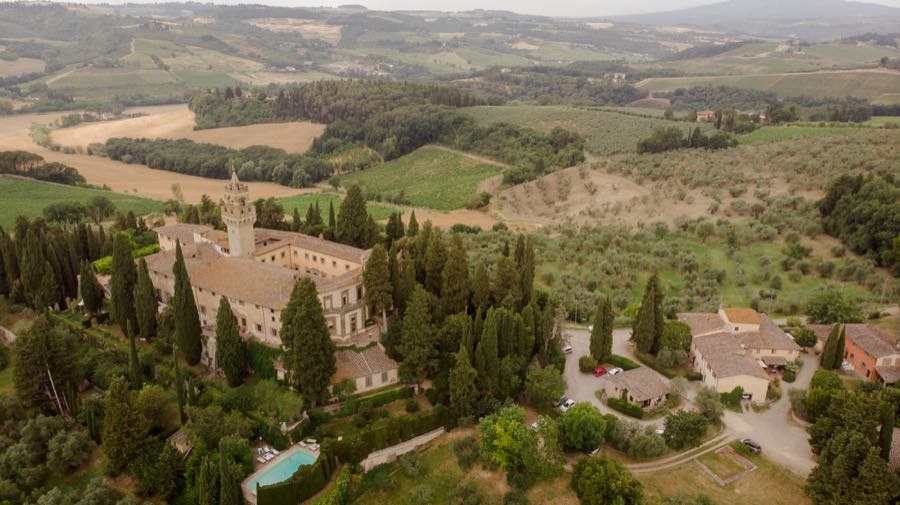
246, 449, 317, 490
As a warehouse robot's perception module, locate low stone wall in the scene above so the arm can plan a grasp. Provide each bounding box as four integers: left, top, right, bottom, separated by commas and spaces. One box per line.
359, 428, 445, 473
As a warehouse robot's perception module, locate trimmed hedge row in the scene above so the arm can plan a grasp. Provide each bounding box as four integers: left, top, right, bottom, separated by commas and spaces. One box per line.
257, 441, 337, 505
607, 354, 640, 371
333, 404, 451, 464
312, 467, 351, 505
607, 397, 645, 419
334, 386, 413, 418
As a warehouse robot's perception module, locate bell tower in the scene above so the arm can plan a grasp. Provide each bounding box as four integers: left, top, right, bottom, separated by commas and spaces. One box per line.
221, 169, 256, 257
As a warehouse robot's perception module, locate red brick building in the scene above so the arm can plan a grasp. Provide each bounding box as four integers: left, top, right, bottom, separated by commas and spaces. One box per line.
811, 324, 900, 384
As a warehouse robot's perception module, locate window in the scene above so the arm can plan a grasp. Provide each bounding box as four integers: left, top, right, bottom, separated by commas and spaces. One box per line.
200, 305, 206, 314
324, 296, 332, 310
321, 257, 325, 264
341, 291, 349, 305
356, 285, 363, 300
255, 324, 262, 333
350, 315, 357, 332
345, 264, 350, 270
241, 317, 247, 327
381, 371, 388, 382
293, 250, 297, 256
271, 316, 275, 322
332, 260, 337, 268
271, 328, 277, 337
281, 251, 285, 258
365, 375, 372, 387
305, 252, 309, 259
313, 255, 317, 261
271, 255, 275, 261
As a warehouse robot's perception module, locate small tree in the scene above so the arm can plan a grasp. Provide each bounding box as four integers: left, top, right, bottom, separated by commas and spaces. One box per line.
449, 348, 479, 418
524, 365, 566, 411
663, 410, 708, 450
80, 260, 104, 316
102, 377, 149, 472
694, 387, 724, 425
571, 456, 642, 505
363, 244, 392, 330
558, 402, 607, 452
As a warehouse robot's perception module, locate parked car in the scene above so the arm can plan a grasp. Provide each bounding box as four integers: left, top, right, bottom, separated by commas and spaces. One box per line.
741, 438, 762, 454
608, 367, 624, 376
655, 425, 665, 435
593, 366, 607, 377
841, 361, 854, 372
530, 421, 539, 431
587, 447, 600, 457
559, 399, 576, 413
554, 395, 569, 407
588, 325, 594, 332
563, 344, 573, 354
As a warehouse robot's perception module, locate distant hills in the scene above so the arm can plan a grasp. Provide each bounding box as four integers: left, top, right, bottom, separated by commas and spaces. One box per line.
614, 0, 900, 40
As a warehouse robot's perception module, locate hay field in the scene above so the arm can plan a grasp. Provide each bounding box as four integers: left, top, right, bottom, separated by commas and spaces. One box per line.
465, 105, 706, 155
0, 57, 45, 77
52, 104, 325, 153
0, 176, 163, 228
0, 110, 304, 203
244, 18, 343, 44
636, 69, 900, 101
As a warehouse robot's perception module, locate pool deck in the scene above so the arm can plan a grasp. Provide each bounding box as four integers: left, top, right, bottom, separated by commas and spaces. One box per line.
241, 444, 320, 505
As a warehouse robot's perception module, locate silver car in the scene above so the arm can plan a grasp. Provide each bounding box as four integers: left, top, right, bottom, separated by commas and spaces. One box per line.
559, 399, 576, 413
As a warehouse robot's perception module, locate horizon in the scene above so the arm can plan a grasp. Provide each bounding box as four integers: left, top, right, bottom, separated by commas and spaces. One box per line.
44, 0, 900, 18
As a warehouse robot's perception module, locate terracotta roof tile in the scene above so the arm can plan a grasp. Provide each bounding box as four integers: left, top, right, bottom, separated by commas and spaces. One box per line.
332, 346, 398, 384
608, 367, 670, 402
677, 313, 726, 336
693, 332, 769, 380
722, 308, 761, 325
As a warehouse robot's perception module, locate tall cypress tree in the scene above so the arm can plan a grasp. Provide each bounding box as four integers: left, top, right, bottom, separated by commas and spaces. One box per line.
472, 260, 491, 311
820, 324, 841, 369
0, 229, 7, 297
102, 377, 149, 472
215, 297, 247, 387
80, 260, 105, 316
475, 308, 500, 395
197, 455, 219, 505
328, 201, 336, 230
21, 228, 56, 310
335, 183, 369, 248
13, 315, 78, 412
127, 320, 142, 390
282, 278, 336, 405
133, 258, 157, 341
449, 347, 478, 418
110, 233, 137, 330
291, 208, 302, 232
423, 228, 447, 296
878, 401, 894, 461
363, 244, 392, 329
834, 326, 846, 369
631, 274, 663, 354
590, 296, 614, 362
174, 350, 186, 425
406, 210, 419, 237
218, 442, 242, 505
493, 255, 522, 310
399, 285, 435, 383
173, 241, 202, 365
441, 234, 470, 315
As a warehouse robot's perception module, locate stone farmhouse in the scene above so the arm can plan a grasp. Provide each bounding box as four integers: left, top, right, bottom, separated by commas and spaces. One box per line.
679, 308, 800, 402
809, 323, 900, 385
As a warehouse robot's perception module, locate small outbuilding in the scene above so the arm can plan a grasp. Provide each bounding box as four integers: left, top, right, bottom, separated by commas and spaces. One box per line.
604, 367, 670, 409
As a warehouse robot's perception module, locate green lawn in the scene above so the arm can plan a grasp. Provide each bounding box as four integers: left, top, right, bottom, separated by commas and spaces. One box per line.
740, 126, 862, 144
173, 70, 239, 88
697, 449, 748, 480
867, 116, 900, 127
275, 191, 395, 221
337, 146, 503, 210
0, 176, 164, 228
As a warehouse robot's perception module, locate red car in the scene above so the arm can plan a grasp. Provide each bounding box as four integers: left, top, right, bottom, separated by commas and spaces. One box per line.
593, 366, 607, 377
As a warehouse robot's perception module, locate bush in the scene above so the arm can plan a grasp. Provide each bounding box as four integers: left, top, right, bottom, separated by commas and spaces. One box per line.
503, 489, 529, 505
788, 389, 808, 420
453, 436, 479, 470
719, 387, 744, 410
607, 354, 640, 370
663, 410, 708, 450
579, 355, 598, 373
634, 351, 676, 379
685, 371, 703, 381
405, 398, 420, 413
608, 420, 667, 459
607, 398, 644, 419
782, 368, 796, 382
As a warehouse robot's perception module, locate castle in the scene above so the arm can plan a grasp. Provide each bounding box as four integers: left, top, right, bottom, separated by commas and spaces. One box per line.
145, 171, 371, 350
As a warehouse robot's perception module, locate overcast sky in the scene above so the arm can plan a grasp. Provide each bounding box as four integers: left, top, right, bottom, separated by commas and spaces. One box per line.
57, 0, 900, 17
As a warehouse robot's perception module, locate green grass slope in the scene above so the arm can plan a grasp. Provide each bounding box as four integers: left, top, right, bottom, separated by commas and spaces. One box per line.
275, 191, 395, 221
0, 176, 163, 228
337, 146, 504, 210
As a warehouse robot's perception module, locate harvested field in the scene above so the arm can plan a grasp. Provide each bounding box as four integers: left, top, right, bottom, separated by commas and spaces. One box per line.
0, 57, 45, 77
52, 104, 325, 153
0, 110, 304, 203
244, 18, 342, 44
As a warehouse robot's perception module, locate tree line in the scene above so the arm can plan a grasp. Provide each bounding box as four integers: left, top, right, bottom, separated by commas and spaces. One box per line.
637, 125, 737, 154
0, 150, 85, 186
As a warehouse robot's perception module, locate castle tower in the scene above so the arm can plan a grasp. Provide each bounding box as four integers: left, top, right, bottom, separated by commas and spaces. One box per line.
221, 169, 256, 257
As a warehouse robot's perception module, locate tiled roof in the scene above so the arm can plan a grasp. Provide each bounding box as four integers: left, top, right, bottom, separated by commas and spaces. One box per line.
153, 224, 210, 246
876, 365, 900, 385
255, 231, 369, 264
332, 346, 398, 383
677, 313, 727, 337
890, 428, 900, 471
737, 315, 800, 352
693, 332, 769, 380
722, 308, 761, 325
844, 325, 898, 359
608, 367, 670, 402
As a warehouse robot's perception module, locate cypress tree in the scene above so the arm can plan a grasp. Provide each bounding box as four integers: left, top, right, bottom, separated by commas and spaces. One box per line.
1, 230, 20, 300
133, 258, 157, 341
218, 442, 242, 505
0, 229, 7, 297
395, 255, 416, 316
475, 307, 500, 395
363, 244, 392, 330
197, 455, 219, 505
364, 214, 378, 249
473, 307, 485, 348
820, 324, 841, 369
878, 401, 894, 461
127, 320, 142, 390
631, 274, 663, 354
406, 210, 419, 237
291, 208, 302, 232
493, 255, 522, 309
441, 234, 470, 315
472, 259, 491, 311
834, 326, 846, 368
590, 296, 614, 362
102, 376, 149, 472
399, 285, 435, 383
328, 201, 336, 230
215, 296, 247, 387
80, 260, 104, 316
173, 241, 202, 365
21, 228, 55, 310
174, 351, 186, 425
449, 347, 478, 418
335, 183, 369, 248
110, 233, 137, 330
423, 228, 447, 296
520, 236, 535, 307
13, 315, 78, 412
521, 302, 537, 357
87, 224, 100, 260
282, 278, 336, 405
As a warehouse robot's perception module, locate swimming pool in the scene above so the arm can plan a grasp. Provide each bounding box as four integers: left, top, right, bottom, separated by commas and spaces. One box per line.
245, 449, 317, 491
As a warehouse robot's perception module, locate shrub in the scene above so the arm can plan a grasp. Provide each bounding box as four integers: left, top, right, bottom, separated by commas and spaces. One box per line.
685, 371, 703, 381
788, 389, 808, 420
503, 489, 529, 505
607, 398, 644, 419
663, 410, 708, 450
405, 398, 420, 413
608, 420, 667, 459
399, 453, 427, 478
453, 436, 480, 470
719, 387, 744, 410
782, 367, 796, 382
607, 354, 640, 370
579, 355, 598, 373
409, 484, 433, 505
634, 351, 676, 379
559, 402, 608, 451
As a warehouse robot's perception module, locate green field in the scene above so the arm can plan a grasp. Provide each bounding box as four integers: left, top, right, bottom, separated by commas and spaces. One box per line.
465, 105, 708, 155
637, 70, 900, 101
0, 176, 164, 228
739, 126, 862, 144
337, 146, 504, 210
275, 191, 395, 221
867, 116, 900, 127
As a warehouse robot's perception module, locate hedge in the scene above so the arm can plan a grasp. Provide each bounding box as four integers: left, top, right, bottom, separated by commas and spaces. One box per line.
91, 243, 160, 274
607, 354, 640, 371
607, 397, 645, 419
579, 355, 598, 373
634, 351, 677, 379
312, 467, 351, 505
257, 441, 337, 505
333, 386, 413, 418
333, 404, 451, 464
685, 371, 703, 381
